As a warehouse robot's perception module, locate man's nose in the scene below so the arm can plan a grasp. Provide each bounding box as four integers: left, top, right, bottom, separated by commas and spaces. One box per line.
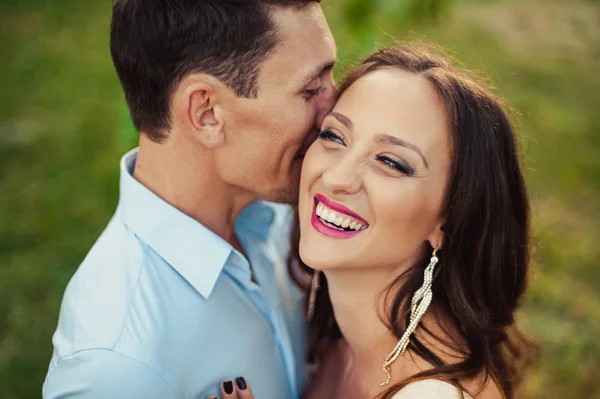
315, 85, 337, 130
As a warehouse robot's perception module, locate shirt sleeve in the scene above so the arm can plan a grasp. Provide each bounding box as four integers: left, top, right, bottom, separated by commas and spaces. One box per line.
43, 349, 181, 399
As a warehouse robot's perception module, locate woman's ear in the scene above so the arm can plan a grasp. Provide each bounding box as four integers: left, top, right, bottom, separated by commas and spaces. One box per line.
427, 220, 445, 251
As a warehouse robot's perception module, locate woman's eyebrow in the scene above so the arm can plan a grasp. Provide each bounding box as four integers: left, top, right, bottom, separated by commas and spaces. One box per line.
330, 111, 353, 130
374, 134, 429, 169
328, 111, 429, 169
329, 111, 429, 169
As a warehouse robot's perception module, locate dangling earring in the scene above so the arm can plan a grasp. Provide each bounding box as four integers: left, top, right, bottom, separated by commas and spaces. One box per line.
380, 247, 440, 386
306, 270, 321, 321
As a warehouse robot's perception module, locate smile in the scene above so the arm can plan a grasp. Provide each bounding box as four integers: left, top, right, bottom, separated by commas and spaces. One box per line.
316, 202, 367, 231
311, 194, 369, 239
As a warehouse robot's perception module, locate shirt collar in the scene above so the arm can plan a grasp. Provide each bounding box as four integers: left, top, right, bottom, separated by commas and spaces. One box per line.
118, 148, 253, 299
235, 200, 276, 242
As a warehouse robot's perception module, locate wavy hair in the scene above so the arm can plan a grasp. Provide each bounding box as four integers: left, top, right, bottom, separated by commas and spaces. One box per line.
288, 44, 538, 399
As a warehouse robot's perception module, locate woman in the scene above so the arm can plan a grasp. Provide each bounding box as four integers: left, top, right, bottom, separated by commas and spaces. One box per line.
213, 44, 534, 399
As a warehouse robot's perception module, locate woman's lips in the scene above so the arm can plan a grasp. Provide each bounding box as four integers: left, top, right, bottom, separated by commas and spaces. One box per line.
314, 194, 369, 226
310, 195, 369, 239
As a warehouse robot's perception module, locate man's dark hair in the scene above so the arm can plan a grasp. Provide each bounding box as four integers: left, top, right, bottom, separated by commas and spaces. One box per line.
110, 0, 321, 142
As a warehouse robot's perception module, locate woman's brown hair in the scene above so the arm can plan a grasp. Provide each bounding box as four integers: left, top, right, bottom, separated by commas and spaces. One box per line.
288, 44, 537, 398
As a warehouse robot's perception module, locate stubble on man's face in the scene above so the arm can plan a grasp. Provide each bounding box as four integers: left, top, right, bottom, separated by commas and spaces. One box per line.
267, 184, 301, 205
219, 4, 337, 205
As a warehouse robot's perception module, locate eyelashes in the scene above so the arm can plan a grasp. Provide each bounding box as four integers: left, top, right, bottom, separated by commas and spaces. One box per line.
318, 130, 416, 176
303, 86, 325, 99
376, 155, 415, 176
318, 129, 345, 145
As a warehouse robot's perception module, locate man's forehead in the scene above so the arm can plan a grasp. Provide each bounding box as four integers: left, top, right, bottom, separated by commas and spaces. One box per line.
261, 5, 336, 86
300, 60, 336, 85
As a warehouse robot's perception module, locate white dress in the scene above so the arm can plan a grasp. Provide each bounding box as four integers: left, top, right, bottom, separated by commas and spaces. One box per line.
391, 379, 474, 399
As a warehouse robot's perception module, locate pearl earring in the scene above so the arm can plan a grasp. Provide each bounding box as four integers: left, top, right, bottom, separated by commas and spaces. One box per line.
380, 248, 440, 386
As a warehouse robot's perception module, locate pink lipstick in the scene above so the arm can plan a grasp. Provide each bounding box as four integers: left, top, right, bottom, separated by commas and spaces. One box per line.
310, 194, 369, 239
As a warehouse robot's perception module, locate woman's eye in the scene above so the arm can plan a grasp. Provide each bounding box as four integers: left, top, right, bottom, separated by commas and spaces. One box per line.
377, 156, 415, 176
318, 130, 346, 146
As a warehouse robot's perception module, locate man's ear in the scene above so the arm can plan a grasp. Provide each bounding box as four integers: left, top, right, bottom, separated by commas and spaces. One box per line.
176, 75, 226, 148
427, 219, 445, 252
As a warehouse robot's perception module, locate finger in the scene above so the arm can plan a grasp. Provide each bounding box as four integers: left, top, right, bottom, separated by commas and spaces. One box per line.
235, 377, 254, 399
221, 380, 237, 399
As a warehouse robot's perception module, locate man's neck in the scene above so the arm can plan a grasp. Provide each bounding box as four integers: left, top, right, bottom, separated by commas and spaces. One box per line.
133, 134, 255, 245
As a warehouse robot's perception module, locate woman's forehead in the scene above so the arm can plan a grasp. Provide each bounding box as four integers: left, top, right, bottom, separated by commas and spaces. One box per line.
334, 69, 449, 142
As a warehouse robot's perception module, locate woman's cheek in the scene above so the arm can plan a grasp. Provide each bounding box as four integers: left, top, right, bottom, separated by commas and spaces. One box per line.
302, 145, 326, 182
387, 190, 433, 245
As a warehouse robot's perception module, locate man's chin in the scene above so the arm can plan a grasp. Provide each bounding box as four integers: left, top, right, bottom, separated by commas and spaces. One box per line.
262, 185, 300, 205
256, 163, 302, 204
258, 175, 300, 204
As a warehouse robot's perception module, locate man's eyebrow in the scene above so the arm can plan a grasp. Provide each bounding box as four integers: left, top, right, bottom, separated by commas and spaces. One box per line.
301, 61, 336, 86
374, 134, 430, 169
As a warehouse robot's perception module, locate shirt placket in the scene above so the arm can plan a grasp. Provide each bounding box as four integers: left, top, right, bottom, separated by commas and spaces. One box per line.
253, 249, 298, 399
228, 246, 298, 399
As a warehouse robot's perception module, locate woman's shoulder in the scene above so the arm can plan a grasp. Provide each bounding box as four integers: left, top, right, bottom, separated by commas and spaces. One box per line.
391, 379, 473, 399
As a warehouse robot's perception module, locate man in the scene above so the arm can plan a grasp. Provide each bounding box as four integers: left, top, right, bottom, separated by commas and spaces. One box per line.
43, 0, 336, 398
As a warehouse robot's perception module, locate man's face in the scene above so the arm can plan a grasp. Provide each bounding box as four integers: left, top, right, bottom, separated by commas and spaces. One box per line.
215, 4, 337, 204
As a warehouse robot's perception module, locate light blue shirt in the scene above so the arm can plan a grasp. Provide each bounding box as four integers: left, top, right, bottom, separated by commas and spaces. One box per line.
43, 149, 307, 399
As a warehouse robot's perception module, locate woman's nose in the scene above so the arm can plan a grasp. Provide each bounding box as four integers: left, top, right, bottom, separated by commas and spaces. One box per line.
321, 156, 362, 195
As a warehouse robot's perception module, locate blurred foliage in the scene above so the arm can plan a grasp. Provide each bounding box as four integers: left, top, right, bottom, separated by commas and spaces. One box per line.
1, 0, 599, 398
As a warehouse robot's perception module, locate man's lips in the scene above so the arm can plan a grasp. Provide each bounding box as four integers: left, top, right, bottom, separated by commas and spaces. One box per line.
295, 144, 311, 159
296, 130, 318, 158
296, 148, 308, 158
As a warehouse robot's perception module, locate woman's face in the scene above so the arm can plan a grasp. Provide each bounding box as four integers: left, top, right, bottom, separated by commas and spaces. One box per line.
298, 68, 451, 272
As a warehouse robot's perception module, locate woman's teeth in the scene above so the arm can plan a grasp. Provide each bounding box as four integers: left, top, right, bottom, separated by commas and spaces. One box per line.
315, 202, 366, 231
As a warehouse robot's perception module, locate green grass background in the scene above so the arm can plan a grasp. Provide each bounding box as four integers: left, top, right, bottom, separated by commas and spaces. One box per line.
1, 0, 599, 397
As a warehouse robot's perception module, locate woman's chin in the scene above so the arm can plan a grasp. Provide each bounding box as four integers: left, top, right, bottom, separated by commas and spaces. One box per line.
299, 239, 349, 272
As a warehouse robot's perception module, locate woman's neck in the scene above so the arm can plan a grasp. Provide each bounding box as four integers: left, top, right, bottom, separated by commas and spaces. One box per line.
323, 264, 460, 398
324, 266, 407, 395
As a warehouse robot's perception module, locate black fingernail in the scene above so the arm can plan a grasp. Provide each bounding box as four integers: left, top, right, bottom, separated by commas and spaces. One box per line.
236, 377, 247, 390
223, 380, 234, 394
